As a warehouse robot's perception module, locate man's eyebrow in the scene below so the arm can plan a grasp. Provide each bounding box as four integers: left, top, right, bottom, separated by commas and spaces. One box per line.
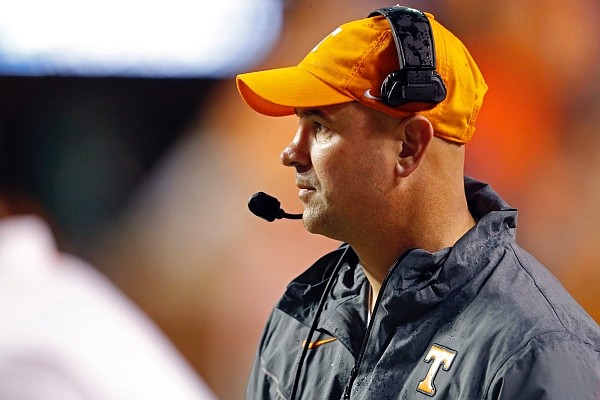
295, 108, 333, 123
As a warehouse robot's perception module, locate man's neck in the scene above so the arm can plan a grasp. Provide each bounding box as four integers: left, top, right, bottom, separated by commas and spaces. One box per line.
353, 204, 476, 311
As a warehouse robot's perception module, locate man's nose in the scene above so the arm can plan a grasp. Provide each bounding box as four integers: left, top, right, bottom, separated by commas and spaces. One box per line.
280, 130, 310, 169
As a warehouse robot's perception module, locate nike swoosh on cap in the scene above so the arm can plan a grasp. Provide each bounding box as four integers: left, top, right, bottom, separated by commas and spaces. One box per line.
363, 89, 382, 101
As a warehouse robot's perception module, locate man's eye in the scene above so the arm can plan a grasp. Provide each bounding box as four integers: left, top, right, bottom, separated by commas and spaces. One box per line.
314, 121, 328, 133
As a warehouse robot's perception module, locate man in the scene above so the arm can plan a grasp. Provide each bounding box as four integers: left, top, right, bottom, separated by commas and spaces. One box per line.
236, 5, 600, 400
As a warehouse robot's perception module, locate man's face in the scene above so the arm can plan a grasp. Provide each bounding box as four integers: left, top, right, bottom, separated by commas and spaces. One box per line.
280, 102, 401, 241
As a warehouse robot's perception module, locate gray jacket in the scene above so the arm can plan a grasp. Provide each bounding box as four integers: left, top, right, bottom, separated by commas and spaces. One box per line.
247, 178, 600, 399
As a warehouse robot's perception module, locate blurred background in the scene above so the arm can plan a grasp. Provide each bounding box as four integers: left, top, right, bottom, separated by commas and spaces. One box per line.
1, 0, 599, 398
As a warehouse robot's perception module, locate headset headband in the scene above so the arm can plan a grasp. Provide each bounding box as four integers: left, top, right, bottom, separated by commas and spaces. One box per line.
369, 6, 447, 107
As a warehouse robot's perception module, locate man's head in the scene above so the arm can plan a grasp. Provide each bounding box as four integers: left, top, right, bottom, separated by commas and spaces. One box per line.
236, 6, 487, 246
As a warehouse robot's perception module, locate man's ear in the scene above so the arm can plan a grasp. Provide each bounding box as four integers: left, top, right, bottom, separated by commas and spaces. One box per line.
396, 115, 434, 177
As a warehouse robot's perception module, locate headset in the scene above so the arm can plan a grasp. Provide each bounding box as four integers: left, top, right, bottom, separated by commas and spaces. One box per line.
369, 6, 447, 107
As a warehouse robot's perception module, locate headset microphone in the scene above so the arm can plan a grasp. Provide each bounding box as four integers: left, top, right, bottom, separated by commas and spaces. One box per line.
248, 192, 303, 222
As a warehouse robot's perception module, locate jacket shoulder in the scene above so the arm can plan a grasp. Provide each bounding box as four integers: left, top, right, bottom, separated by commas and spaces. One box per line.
485, 331, 600, 400
508, 244, 600, 345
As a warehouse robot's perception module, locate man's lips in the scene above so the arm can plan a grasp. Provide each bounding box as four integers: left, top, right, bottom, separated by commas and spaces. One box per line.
296, 182, 315, 199
296, 179, 315, 191
297, 184, 314, 190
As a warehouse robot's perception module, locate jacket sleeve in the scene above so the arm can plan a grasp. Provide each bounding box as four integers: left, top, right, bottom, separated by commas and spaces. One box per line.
486, 333, 600, 400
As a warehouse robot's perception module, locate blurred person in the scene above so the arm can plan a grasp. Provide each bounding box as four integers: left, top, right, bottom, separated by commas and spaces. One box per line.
0, 186, 216, 398
236, 5, 600, 400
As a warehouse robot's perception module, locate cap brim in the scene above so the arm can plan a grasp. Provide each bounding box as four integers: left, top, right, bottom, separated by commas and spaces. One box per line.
236, 66, 354, 117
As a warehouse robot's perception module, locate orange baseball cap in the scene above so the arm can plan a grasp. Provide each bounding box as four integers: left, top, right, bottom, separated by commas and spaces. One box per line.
236, 8, 488, 144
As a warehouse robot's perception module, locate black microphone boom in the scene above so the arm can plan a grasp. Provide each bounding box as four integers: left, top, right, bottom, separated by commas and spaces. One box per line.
248, 192, 303, 222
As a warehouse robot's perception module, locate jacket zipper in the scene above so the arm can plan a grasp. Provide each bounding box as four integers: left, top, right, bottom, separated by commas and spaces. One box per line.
342, 250, 412, 399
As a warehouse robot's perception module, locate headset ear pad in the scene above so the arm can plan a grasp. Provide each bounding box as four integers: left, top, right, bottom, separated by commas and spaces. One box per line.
380, 69, 446, 107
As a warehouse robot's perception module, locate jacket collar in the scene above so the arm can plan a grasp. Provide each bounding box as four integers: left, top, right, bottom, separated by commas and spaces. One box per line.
378, 177, 517, 322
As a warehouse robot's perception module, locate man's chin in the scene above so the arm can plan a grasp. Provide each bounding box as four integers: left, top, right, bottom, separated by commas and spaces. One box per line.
301, 210, 321, 234
302, 211, 338, 240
